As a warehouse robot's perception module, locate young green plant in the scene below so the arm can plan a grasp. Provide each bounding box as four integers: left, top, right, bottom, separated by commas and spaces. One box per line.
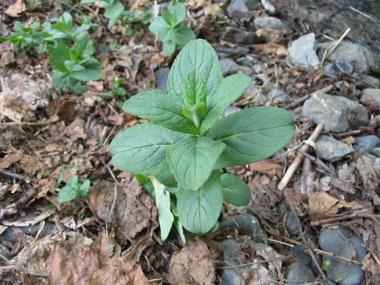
149, 1, 195, 56
110, 39, 295, 240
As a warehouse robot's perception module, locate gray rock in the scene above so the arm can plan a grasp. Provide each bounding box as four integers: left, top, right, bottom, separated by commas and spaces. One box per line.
222, 27, 257, 45
227, 0, 249, 15
243, 0, 260, 11
318, 41, 378, 74
252, 63, 264, 73
287, 263, 316, 284
221, 240, 243, 285
319, 226, 366, 285
360, 75, 380, 88
236, 55, 257, 67
355, 135, 380, 153
361, 88, 380, 108
323, 63, 337, 76
254, 15, 289, 32
220, 58, 240, 76
245, 82, 267, 103
335, 59, 354, 74
372, 148, 380, 157
315, 135, 355, 162
154, 68, 169, 92
267, 89, 289, 102
287, 33, 320, 69
220, 214, 263, 241
237, 66, 253, 76
222, 106, 242, 117
290, 246, 312, 267
278, 201, 300, 236
302, 93, 368, 132
261, 0, 275, 14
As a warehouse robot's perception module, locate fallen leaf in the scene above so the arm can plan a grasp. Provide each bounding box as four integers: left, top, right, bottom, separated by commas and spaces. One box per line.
5, 0, 26, 17
89, 179, 153, 244
168, 239, 216, 285
309, 192, 349, 221
362, 253, 380, 276
250, 158, 282, 177
66, 119, 87, 142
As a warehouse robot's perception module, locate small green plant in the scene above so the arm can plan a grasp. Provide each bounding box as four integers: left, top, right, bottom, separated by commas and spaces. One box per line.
322, 259, 331, 271
149, 1, 195, 56
1, 21, 53, 53
81, 0, 125, 28
58, 176, 91, 203
110, 39, 294, 241
108, 77, 127, 97
47, 37, 102, 94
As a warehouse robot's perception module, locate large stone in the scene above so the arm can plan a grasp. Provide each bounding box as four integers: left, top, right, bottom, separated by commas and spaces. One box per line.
287, 263, 316, 284
220, 58, 240, 76
315, 135, 355, 162
287, 33, 320, 69
355, 135, 380, 153
318, 40, 378, 74
361, 88, 380, 108
302, 93, 368, 132
319, 226, 366, 285
254, 15, 289, 32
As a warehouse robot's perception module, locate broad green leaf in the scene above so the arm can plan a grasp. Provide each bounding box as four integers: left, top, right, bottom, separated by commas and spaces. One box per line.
221, 173, 251, 206
72, 65, 102, 81
123, 91, 198, 134
64, 61, 85, 72
151, 177, 174, 241
183, 70, 207, 106
173, 26, 195, 46
47, 43, 71, 72
208, 106, 295, 168
81, 0, 98, 3
59, 176, 80, 203
167, 39, 223, 104
79, 179, 91, 200
174, 217, 187, 243
149, 17, 169, 35
166, 136, 225, 191
157, 26, 171, 42
104, 1, 124, 22
161, 8, 173, 26
177, 171, 223, 234
72, 37, 95, 59
200, 74, 251, 134
110, 123, 187, 176
163, 40, 176, 56
169, 3, 186, 27
51, 70, 72, 89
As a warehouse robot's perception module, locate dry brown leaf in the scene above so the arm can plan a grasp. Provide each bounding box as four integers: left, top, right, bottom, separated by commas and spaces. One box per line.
362, 253, 380, 276
309, 192, 349, 221
168, 239, 216, 284
5, 0, 26, 17
250, 158, 282, 177
66, 119, 87, 142
0, 150, 23, 169
89, 179, 153, 244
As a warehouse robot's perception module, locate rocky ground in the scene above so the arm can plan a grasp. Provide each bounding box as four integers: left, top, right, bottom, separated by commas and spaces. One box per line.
1, 0, 380, 284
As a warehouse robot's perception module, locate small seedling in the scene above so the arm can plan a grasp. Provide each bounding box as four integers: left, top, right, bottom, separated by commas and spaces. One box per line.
110, 39, 294, 241
108, 77, 127, 97
81, 0, 125, 28
322, 259, 331, 271
47, 37, 102, 94
149, 1, 195, 56
58, 176, 91, 203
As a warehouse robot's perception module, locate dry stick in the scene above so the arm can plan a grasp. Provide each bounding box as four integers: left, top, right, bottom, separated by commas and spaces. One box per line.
311, 213, 380, 227
278, 123, 324, 190
0, 188, 35, 219
267, 237, 361, 265
0, 169, 30, 183
284, 85, 333, 110
320, 28, 351, 68
0, 115, 59, 127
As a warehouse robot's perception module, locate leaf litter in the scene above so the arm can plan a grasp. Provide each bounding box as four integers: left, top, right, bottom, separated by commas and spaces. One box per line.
1, 0, 380, 283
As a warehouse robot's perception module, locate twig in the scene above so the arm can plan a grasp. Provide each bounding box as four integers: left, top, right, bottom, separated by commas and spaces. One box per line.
220, 256, 290, 269
311, 213, 380, 227
0, 188, 35, 219
284, 85, 333, 110
0, 169, 30, 183
267, 236, 361, 265
297, 149, 335, 175
99, 157, 119, 184
0, 115, 59, 128
278, 123, 324, 190
320, 28, 351, 68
